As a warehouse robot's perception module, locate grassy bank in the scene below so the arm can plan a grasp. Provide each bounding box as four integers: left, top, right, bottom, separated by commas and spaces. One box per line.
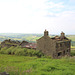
0, 54, 75, 75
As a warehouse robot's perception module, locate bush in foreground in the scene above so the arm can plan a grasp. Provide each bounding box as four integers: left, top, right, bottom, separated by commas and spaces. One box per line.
0, 46, 44, 57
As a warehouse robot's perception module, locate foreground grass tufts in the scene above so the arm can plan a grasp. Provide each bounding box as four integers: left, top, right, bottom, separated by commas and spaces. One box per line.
0, 54, 75, 75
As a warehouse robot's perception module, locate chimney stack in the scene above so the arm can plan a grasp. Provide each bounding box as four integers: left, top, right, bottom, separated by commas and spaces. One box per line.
44, 29, 49, 36
60, 31, 65, 39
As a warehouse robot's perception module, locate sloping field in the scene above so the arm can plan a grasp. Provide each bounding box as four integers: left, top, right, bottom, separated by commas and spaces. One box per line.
0, 54, 75, 75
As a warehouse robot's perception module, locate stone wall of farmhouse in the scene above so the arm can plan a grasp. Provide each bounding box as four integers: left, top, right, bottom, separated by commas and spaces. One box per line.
37, 36, 56, 57
56, 41, 71, 57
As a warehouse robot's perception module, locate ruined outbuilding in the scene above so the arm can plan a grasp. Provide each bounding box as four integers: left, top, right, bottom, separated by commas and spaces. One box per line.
37, 30, 71, 58
20, 41, 36, 49
1, 39, 37, 49
1, 39, 20, 48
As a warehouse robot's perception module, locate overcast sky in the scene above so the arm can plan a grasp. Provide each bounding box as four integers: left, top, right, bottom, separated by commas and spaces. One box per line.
0, 0, 75, 34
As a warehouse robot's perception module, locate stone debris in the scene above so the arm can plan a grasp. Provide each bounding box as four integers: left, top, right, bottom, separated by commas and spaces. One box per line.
0, 72, 9, 75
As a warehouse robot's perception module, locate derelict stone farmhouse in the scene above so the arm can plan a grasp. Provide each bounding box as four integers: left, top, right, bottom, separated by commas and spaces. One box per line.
0, 30, 71, 58
37, 30, 71, 58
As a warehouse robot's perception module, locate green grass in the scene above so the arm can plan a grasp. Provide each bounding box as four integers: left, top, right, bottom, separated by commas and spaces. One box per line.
22, 36, 41, 42
0, 54, 75, 75
71, 46, 75, 48
5, 42, 18, 45
71, 50, 75, 56
68, 35, 75, 41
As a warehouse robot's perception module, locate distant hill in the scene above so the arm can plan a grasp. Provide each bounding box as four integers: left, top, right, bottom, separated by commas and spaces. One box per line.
0, 33, 43, 43
0, 33, 75, 46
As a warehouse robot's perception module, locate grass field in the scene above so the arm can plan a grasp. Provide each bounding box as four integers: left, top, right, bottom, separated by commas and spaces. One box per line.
68, 35, 75, 41
71, 46, 75, 48
0, 54, 75, 75
71, 46, 75, 51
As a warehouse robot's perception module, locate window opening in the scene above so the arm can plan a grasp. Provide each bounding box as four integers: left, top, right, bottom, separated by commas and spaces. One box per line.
58, 52, 62, 56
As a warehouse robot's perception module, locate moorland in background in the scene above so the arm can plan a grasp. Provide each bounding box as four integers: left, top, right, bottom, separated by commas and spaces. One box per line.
0, 33, 75, 46
0, 33, 42, 43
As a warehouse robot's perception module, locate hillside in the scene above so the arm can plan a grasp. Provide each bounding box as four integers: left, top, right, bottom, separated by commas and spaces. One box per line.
0, 33, 75, 46
0, 33, 43, 43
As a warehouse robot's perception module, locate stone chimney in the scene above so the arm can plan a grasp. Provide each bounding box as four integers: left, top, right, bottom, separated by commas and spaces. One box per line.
60, 31, 65, 39
44, 29, 49, 36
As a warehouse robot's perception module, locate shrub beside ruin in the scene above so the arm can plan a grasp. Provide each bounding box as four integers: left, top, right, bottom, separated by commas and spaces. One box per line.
0, 46, 44, 57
